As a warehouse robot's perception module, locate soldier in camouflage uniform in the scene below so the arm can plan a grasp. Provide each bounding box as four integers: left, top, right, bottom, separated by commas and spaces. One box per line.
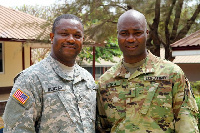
3, 14, 96, 133
96, 9, 199, 133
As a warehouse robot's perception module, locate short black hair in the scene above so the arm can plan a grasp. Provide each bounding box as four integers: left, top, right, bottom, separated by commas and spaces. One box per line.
52, 14, 83, 33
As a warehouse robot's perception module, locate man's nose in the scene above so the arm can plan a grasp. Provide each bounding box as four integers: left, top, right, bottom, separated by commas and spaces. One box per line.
126, 34, 136, 42
66, 34, 75, 43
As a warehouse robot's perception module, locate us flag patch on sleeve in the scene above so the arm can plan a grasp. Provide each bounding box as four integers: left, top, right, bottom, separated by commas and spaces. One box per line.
13, 89, 29, 104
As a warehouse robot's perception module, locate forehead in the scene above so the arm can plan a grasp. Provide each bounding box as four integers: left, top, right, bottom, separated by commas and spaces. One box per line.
118, 13, 146, 31
118, 19, 145, 31
56, 19, 83, 32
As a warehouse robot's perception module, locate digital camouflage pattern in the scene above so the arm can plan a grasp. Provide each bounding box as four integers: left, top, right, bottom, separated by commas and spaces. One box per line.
3, 55, 96, 133
97, 51, 199, 133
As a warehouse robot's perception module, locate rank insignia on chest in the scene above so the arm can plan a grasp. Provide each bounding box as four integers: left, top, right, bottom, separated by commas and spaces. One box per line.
48, 86, 63, 92
144, 76, 169, 81
106, 80, 122, 88
13, 89, 29, 104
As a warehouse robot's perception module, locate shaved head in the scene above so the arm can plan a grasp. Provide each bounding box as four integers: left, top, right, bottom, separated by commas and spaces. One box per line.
117, 9, 149, 63
117, 10, 147, 31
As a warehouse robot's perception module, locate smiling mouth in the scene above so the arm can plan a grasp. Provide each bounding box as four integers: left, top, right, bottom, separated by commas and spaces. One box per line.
62, 44, 76, 49
125, 45, 138, 50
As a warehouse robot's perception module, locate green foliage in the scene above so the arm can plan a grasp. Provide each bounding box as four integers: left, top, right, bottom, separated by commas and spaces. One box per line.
191, 81, 200, 130
16, 5, 53, 20
191, 81, 200, 96
95, 38, 122, 62
195, 97, 200, 130
78, 37, 122, 64
15, 0, 200, 61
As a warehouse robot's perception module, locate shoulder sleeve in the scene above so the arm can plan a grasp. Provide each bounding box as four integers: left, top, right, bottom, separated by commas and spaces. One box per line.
14, 71, 23, 83
96, 84, 112, 133
173, 74, 199, 133
3, 73, 42, 133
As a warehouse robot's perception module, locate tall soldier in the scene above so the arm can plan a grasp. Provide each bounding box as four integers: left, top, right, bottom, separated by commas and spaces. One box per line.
96, 9, 199, 133
3, 14, 96, 133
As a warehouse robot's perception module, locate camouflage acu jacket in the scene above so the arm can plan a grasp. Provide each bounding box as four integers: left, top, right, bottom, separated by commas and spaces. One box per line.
3, 55, 96, 133
97, 52, 199, 133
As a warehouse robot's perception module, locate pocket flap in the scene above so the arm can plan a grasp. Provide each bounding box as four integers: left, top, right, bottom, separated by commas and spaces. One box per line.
140, 83, 159, 114
57, 91, 80, 123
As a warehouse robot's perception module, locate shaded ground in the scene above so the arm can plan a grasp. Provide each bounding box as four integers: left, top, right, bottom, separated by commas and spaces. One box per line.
0, 93, 9, 129
0, 116, 3, 128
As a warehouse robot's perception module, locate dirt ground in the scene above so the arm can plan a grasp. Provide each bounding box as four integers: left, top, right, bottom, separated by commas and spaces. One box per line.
0, 116, 3, 128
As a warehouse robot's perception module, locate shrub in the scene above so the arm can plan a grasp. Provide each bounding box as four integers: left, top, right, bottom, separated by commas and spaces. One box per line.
195, 97, 200, 130
191, 81, 200, 96
191, 81, 200, 130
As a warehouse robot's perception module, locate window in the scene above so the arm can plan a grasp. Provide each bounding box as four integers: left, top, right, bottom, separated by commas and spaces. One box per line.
83, 66, 110, 79
84, 67, 92, 74
0, 42, 4, 73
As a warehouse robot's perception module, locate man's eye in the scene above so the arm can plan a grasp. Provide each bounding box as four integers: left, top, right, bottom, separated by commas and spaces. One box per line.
60, 33, 68, 36
74, 34, 82, 38
135, 32, 142, 36
120, 32, 127, 36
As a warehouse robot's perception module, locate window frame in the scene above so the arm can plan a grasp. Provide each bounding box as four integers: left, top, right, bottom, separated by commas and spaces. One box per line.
0, 42, 4, 74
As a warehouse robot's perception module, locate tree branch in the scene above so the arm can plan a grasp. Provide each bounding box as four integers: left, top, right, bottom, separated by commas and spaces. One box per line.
146, 0, 161, 56
176, 3, 200, 41
170, 0, 184, 41
164, 0, 176, 46
150, 0, 161, 46
100, 4, 128, 11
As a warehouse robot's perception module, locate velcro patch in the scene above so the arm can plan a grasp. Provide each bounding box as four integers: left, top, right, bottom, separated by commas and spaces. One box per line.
106, 80, 122, 88
13, 89, 29, 104
144, 76, 169, 81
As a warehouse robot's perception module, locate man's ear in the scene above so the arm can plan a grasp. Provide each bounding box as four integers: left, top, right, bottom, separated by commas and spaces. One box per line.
146, 30, 149, 34
50, 33, 54, 43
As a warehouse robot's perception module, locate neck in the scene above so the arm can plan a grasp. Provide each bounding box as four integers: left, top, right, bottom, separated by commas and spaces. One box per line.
123, 51, 148, 64
50, 54, 75, 67
61, 60, 75, 67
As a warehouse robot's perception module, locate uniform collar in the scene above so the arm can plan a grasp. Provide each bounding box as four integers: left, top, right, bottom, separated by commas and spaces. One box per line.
46, 55, 86, 82
113, 51, 156, 79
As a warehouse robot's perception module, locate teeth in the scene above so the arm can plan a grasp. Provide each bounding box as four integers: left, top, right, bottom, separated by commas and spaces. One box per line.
63, 45, 75, 49
126, 45, 137, 48
127, 46, 136, 48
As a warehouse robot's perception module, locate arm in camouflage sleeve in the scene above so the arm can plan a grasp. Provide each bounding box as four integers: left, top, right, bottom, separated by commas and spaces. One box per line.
172, 71, 199, 133
3, 74, 42, 133
96, 84, 112, 133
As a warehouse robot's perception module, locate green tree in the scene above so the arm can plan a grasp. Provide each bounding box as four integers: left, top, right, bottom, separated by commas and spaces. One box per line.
78, 38, 122, 64
16, 0, 200, 61
15, 2, 122, 63
55, 0, 200, 60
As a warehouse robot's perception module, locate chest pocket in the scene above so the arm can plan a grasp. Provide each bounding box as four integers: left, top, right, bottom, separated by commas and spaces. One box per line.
57, 90, 80, 123
105, 80, 127, 104
138, 81, 173, 121
140, 83, 159, 114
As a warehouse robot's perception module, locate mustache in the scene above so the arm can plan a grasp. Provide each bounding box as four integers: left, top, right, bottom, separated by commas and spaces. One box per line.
61, 42, 75, 46
126, 42, 135, 45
